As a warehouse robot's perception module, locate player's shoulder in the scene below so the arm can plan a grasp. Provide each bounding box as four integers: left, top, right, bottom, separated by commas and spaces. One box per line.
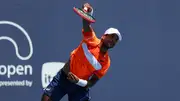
83, 36, 100, 47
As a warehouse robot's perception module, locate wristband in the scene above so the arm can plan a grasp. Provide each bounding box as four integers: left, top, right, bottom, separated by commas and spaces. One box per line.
76, 79, 88, 87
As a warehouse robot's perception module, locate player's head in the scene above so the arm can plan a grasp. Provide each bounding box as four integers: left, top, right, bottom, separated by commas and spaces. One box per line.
101, 28, 122, 49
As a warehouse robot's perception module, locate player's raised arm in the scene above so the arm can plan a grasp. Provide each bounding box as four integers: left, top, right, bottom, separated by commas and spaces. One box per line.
74, 2, 95, 33
82, 3, 94, 32
83, 19, 92, 32
81, 3, 98, 40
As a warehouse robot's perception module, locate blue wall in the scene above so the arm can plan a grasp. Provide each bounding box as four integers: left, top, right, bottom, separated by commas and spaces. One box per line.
0, 0, 179, 101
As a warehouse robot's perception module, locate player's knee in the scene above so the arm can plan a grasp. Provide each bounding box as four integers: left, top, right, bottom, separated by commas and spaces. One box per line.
41, 93, 52, 101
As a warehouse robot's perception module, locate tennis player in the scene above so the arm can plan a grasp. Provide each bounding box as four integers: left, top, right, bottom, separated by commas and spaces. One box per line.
41, 3, 122, 101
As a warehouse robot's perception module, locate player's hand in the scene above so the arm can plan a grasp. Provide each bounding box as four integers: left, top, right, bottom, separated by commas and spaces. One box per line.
67, 72, 79, 83
82, 3, 93, 14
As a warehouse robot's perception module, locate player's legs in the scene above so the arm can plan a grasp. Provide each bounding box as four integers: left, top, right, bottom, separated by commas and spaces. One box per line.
68, 87, 91, 101
41, 70, 68, 101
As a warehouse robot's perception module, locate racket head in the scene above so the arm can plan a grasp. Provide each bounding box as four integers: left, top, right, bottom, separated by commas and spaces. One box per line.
73, 7, 96, 23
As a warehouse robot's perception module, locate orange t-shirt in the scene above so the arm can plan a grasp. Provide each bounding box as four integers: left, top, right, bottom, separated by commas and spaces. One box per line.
70, 28, 110, 80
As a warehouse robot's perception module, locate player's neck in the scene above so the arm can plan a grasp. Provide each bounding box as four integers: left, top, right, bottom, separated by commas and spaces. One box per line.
99, 42, 108, 54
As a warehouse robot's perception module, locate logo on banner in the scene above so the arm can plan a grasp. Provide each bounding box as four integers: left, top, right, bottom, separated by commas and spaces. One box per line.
0, 21, 33, 87
41, 62, 65, 88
